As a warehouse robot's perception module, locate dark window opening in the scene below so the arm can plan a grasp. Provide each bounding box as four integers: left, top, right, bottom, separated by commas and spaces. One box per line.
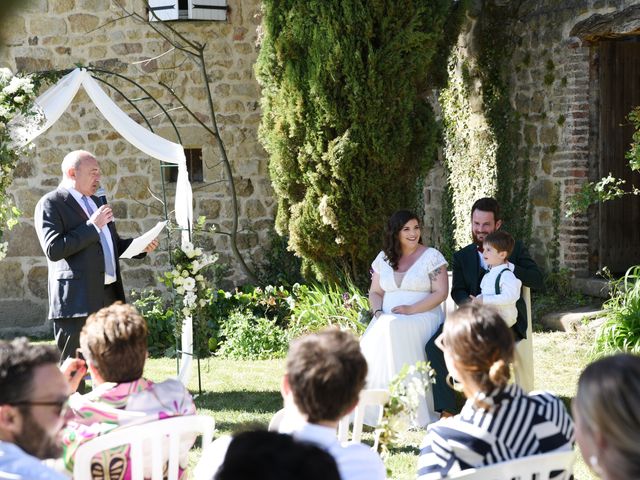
164, 148, 203, 183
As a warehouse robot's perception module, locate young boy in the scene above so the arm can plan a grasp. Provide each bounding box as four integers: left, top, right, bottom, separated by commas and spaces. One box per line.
473, 230, 522, 328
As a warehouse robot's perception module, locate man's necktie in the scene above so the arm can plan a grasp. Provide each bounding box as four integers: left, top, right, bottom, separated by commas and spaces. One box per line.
81, 196, 116, 278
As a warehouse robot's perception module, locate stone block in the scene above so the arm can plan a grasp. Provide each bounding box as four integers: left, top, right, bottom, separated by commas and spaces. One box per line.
27, 265, 48, 299
0, 261, 25, 298
29, 17, 67, 35
236, 231, 259, 250
76, 0, 110, 10
54, 0, 75, 13
111, 200, 127, 219
14, 161, 34, 178
111, 43, 143, 55
235, 177, 254, 197
15, 188, 47, 216
199, 199, 221, 219
1, 16, 26, 44
0, 300, 48, 329
23, 0, 48, 13
68, 13, 100, 33
539, 126, 559, 145
245, 199, 266, 219
6, 224, 43, 257
530, 179, 555, 207
115, 176, 151, 201
122, 267, 157, 291
15, 56, 52, 72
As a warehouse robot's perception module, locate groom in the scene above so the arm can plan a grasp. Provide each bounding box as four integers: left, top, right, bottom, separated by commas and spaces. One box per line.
427, 197, 543, 415
34, 150, 158, 363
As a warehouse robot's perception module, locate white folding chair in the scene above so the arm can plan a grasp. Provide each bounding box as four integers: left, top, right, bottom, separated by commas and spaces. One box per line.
337, 388, 390, 452
268, 408, 286, 432
73, 414, 215, 480
446, 449, 576, 479
514, 286, 535, 392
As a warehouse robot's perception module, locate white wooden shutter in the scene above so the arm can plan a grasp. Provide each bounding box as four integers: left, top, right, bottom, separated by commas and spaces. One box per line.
148, 0, 179, 21
188, 0, 227, 21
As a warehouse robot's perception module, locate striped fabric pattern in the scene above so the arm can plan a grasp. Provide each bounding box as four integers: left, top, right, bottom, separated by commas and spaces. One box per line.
417, 384, 574, 479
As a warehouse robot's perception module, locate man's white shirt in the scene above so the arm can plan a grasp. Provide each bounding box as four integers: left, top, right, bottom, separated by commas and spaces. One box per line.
193, 422, 387, 480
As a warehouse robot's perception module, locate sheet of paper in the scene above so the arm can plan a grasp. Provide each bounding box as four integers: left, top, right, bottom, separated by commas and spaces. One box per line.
119, 220, 167, 259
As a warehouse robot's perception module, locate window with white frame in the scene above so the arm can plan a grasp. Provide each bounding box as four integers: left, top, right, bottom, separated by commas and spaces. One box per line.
148, 0, 228, 22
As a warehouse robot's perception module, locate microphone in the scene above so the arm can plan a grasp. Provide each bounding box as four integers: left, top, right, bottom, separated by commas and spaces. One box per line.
96, 187, 113, 224
96, 187, 108, 206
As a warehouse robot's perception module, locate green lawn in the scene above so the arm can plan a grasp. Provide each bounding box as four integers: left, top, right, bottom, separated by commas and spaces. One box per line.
143, 329, 597, 480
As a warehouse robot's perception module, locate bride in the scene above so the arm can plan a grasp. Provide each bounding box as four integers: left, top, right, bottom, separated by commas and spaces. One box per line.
360, 210, 448, 427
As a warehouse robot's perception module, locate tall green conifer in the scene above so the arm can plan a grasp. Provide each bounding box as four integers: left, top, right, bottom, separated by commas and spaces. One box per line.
256, 0, 456, 281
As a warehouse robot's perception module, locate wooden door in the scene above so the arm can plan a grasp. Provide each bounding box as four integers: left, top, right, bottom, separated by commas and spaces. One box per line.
599, 39, 640, 274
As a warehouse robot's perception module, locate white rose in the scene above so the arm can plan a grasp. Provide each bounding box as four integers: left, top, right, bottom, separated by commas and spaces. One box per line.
195, 274, 204, 282
182, 307, 191, 317
194, 247, 202, 256
183, 277, 196, 291
13, 95, 23, 104
176, 286, 185, 295
182, 270, 189, 277
199, 298, 207, 307
0, 68, 13, 82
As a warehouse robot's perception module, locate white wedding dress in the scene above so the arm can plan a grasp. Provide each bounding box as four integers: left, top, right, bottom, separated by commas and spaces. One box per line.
360, 248, 447, 427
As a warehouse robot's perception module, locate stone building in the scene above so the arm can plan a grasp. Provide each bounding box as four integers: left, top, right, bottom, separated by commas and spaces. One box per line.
2, 0, 639, 333
424, 0, 640, 294
0, 0, 272, 334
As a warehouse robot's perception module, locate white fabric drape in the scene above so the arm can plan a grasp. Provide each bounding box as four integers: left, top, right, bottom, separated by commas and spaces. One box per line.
17, 68, 194, 385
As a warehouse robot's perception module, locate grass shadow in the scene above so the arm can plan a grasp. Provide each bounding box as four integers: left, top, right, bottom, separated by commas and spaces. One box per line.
194, 390, 282, 413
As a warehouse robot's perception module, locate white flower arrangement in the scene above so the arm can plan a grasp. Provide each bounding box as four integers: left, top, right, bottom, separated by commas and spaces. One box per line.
161, 241, 218, 324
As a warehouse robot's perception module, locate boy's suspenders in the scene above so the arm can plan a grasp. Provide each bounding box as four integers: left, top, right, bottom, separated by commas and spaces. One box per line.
494, 267, 511, 294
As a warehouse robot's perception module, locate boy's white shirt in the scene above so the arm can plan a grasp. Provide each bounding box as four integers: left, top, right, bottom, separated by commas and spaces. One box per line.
476, 263, 521, 327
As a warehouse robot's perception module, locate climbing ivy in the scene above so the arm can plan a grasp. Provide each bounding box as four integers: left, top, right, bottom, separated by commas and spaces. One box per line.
440, 0, 532, 248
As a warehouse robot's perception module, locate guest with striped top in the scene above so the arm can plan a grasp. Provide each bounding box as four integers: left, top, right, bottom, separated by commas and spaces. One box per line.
417, 304, 574, 479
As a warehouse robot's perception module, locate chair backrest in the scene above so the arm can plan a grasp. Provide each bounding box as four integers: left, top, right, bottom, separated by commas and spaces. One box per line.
337, 388, 390, 451
268, 408, 286, 432
446, 449, 576, 479
73, 414, 215, 480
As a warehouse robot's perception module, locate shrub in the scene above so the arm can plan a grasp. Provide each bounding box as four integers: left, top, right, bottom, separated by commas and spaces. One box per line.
216, 310, 289, 360
131, 289, 176, 358
594, 265, 640, 355
288, 281, 368, 339
256, 0, 458, 283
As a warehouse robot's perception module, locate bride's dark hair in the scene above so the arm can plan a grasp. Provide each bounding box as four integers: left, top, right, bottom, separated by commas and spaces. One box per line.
383, 210, 422, 270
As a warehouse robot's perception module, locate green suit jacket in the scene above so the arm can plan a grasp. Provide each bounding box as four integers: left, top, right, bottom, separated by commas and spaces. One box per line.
451, 240, 543, 339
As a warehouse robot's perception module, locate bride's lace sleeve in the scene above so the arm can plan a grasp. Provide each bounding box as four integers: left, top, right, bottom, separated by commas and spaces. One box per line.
371, 251, 385, 273
424, 248, 448, 275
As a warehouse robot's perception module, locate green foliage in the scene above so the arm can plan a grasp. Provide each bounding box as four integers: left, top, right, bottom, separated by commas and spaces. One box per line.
216, 310, 289, 360
476, 1, 532, 244
256, 231, 304, 287
594, 266, 640, 356
0, 69, 44, 256
565, 106, 640, 216
531, 268, 590, 325
131, 289, 177, 358
288, 281, 368, 339
256, 0, 458, 283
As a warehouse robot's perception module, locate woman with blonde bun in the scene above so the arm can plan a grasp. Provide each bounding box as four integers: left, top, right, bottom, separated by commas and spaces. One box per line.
573, 354, 640, 480
417, 304, 574, 479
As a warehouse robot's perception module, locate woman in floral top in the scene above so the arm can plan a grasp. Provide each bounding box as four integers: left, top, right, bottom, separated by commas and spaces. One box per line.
59, 302, 196, 479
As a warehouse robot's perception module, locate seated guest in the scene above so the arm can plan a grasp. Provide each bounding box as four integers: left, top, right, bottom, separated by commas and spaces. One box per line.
214, 430, 341, 480
573, 353, 640, 480
417, 304, 573, 479
0, 338, 73, 480
195, 329, 386, 480
60, 302, 196, 478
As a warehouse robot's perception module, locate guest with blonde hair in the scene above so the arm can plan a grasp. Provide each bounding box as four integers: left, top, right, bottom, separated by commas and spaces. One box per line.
417, 304, 573, 479
573, 353, 640, 480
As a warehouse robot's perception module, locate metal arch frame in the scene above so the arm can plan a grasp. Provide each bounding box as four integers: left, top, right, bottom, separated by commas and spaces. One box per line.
39, 66, 202, 392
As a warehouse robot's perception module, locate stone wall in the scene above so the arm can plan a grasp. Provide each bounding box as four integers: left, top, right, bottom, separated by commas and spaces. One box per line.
427, 0, 640, 276
507, 0, 640, 276
0, 0, 273, 334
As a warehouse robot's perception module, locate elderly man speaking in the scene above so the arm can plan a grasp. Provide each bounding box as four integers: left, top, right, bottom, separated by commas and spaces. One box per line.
35, 150, 158, 363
